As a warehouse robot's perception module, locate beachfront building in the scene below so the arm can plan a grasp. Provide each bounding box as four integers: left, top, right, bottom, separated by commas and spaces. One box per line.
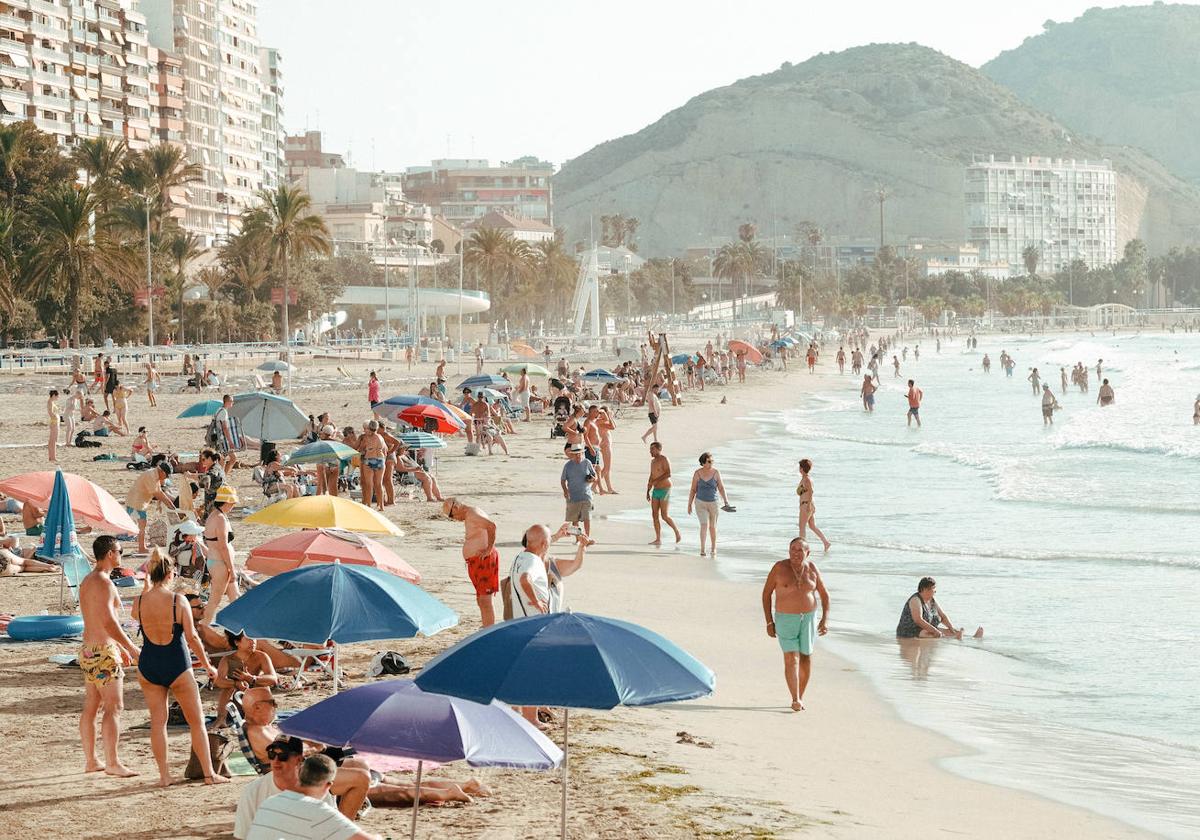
142, 0, 281, 245
920, 244, 1012, 281
258, 46, 283, 190
402, 157, 554, 229
147, 45, 184, 146
464, 210, 555, 244
0, 0, 158, 150
965, 154, 1118, 274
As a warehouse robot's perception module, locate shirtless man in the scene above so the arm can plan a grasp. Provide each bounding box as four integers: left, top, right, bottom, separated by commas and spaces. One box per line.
359, 420, 387, 511
443, 498, 499, 626
860, 374, 877, 413
646, 442, 682, 546
516, 368, 531, 422
1097, 378, 1115, 406
1041, 384, 1060, 425
761, 537, 829, 711
583, 405, 605, 493
906, 379, 923, 428
79, 535, 140, 776
982, 354, 991, 373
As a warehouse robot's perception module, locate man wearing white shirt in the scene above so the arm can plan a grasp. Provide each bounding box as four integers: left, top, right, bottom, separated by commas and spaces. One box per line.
234, 736, 337, 839
245, 754, 379, 840
509, 523, 589, 617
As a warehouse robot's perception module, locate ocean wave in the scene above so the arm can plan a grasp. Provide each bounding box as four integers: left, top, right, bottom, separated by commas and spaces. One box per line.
835, 536, 1200, 569
1055, 438, 1200, 460
780, 424, 911, 447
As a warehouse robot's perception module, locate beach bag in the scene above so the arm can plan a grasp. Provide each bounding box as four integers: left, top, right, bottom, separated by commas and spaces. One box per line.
184, 731, 233, 780
204, 416, 220, 447
368, 651, 410, 677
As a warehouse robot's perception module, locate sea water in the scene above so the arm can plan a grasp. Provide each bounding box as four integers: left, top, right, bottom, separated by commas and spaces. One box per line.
616, 332, 1200, 838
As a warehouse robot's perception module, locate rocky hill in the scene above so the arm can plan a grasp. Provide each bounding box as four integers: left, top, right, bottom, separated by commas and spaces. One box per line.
554, 43, 1200, 256
984, 3, 1200, 184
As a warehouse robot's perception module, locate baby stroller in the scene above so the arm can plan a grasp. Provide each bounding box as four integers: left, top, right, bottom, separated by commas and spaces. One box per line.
550, 395, 572, 439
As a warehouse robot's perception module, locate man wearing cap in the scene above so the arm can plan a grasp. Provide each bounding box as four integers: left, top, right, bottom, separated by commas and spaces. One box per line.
202, 483, 240, 624
233, 736, 338, 839
560, 442, 596, 538
443, 498, 498, 626
124, 461, 175, 554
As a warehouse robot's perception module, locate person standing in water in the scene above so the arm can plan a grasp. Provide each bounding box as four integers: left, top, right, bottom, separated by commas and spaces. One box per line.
796, 459, 831, 551
861, 374, 877, 413
761, 537, 829, 711
1028, 367, 1041, 395
687, 452, 730, 557
1097, 379, 1115, 406
906, 379, 923, 428
982, 354, 991, 373
836, 347, 846, 374
1041, 384, 1060, 425
1061, 367, 1069, 395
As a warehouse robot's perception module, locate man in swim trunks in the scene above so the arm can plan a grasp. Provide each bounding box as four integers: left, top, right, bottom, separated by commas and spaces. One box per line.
79, 534, 140, 776
646, 442, 681, 546
124, 462, 175, 554
861, 374, 877, 412
1097, 378, 1115, 406
443, 497, 499, 627
1041, 384, 1060, 425
906, 379, 922, 428
761, 537, 829, 711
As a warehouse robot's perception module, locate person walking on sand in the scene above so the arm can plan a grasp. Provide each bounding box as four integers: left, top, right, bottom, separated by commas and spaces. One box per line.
560, 443, 596, 539
1041, 384, 1060, 425
443, 498, 499, 627
762, 537, 829, 711
596, 405, 617, 494
641, 385, 662, 443
78, 535, 141, 777
202, 486, 240, 624
145, 360, 160, 408
687, 452, 730, 557
906, 379, 922, 428
1097, 378, 1115, 406
796, 459, 831, 551
895, 576, 982, 640
861, 374, 877, 412
47, 389, 61, 463
132, 549, 226, 787
646, 442, 682, 546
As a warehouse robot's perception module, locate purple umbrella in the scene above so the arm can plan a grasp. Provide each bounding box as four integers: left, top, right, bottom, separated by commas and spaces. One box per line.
279, 679, 561, 839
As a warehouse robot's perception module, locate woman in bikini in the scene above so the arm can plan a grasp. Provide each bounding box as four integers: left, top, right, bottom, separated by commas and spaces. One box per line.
131, 548, 226, 787
796, 458, 831, 551
202, 485, 240, 625
47, 389, 61, 463
358, 420, 387, 511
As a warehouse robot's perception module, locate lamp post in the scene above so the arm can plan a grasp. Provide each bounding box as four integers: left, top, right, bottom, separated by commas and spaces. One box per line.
381, 214, 391, 350
623, 253, 632, 325
144, 191, 154, 352
457, 242, 464, 374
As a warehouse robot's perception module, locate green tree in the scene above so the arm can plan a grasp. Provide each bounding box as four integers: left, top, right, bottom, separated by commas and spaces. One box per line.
533, 238, 578, 324
464, 227, 534, 322
166, 231, 205, 343
72, 137, 128, 211
1022, 244, 1040, 277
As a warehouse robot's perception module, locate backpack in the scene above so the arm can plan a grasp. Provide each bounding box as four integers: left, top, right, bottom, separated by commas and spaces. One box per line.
204, 416, 220, 447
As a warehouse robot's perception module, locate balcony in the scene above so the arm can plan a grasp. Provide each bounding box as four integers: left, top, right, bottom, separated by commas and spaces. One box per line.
32, 45, 67, 65
32, 116, 68, 134
0, 12, 25, 30
0, 38, 26, 56
32, 93, 68, 110
0, 61, 26, 80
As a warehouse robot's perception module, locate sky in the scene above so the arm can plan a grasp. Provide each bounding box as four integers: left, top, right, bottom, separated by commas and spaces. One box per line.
258, 0, 1158, 173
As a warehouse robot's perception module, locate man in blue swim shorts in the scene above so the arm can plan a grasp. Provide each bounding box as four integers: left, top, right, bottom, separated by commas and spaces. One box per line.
762, 537, 830, 711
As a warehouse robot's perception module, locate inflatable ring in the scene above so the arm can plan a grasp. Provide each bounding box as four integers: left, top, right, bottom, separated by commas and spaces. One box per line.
6, 614, 84, 641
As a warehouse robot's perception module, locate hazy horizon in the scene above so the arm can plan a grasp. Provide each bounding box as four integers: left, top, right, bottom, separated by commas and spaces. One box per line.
260, 0, 1162, 172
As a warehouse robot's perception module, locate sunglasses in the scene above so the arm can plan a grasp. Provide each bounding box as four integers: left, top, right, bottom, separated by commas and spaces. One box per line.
266, 745, 296, 760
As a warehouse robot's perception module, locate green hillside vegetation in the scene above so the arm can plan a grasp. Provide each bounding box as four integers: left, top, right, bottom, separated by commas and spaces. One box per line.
983, 3, 1200, 183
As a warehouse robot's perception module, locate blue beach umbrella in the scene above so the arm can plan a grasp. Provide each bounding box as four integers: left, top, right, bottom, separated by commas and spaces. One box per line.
281, 679, 562, 839
397, 432, 446, 450
37, 470, 91, 612
285, 440, 359, 465
670, 353, 694, 365
456, 373, 510, 391
229, 391, 308, 440
257, 360, 295, 372
416, 612, 714, 839
582, 368, 624, 384
177, 399, 223, 419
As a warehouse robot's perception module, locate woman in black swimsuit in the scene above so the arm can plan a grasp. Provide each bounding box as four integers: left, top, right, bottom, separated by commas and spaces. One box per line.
131, 548, 227, 787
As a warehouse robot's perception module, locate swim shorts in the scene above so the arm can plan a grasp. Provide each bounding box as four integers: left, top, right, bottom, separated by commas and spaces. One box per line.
565, 499, 591, 522
774, 611, 816, 655
365, 457, 384, 470
465, 548, 500, 597
865, 394, 875, 406
80, 642, 123, 686
908, 406, 920, 416
648, 412, 659, 425
650, 487, 669, 501
1043, 406, 1054, 418
125, 506, 148, 522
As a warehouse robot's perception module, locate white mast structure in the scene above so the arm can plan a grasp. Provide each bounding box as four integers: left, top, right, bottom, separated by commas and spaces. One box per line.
570, 247, 601, 341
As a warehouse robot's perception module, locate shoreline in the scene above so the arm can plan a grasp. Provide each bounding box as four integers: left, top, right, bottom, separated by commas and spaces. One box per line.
0, 353, 1152, 838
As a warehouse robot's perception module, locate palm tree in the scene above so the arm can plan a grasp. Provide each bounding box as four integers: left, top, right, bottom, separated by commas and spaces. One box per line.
464, 227, 519, 313
122, 145, 203, 235
1022, 244, 1040, 278
241, 184, 331, 353
166, 231, 205, 343
0, 206, 14, 317
23, 185, 128, 346
0, 124, 24, 208
534, 238, 578, 325
72, 137, 128, 210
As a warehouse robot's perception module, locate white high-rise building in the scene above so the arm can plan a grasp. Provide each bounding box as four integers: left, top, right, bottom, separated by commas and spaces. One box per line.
258, 46, 282, 190
143, 0, 273, 244
965, 154, 1117, 274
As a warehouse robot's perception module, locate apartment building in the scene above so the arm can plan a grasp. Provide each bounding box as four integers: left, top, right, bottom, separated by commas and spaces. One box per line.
258, 45, 281, 189
143, 0, 273, 243
965, 154, 1118, 273
0, 0, 154, 149
148, 44, 183, 145
402, 156, 554, 229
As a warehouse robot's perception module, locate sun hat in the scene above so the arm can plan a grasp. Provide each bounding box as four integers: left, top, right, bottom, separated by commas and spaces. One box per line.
214, 485, 240, 505
175, 519, 204, 536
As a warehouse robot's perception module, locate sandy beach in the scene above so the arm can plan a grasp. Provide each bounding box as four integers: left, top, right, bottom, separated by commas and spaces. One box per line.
0, 350, 1151, 839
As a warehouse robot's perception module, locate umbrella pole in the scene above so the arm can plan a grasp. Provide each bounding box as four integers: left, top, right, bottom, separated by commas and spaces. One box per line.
332, 644, 339, 695
409, 759, 423, 840
561, 708, 569, 840
58, 564, 65, 612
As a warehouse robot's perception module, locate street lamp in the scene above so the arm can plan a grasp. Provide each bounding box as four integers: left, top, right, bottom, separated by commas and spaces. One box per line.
623, 253, 632, 323
140, 190, 155, 352
380, 214, 391, 349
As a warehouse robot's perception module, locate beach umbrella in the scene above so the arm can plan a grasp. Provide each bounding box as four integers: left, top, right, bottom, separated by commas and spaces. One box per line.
177, 399, 223, 419
284, 440, 359, 466
416, 612, 715, 839
500, 362, 549, 376
36, 470, 92, 612
376, 395, 470, 426
509, 343, 539, 358
229, 391, 308, 440
280, 679, 562, 839
246, 528, 420, 582
0, 471, 136, 535
727, 340, 763, 364
770, 340, 788, 350
397, 404, 463, 434
216, 563, 457, 692
257, 360, 294, 372
397, 432, 446, 451
669, 353, 694, 365
457, 373, 510, 391
471, 387, 506, 402
582, 368, 624, 384
245, 495, 403, 536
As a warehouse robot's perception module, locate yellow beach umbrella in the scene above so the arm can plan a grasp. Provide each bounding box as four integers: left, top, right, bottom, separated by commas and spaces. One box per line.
245, 496, 403, 536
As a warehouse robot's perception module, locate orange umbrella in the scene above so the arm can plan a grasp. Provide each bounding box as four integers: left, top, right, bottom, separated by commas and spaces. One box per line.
0, 470, 137, 534
728, 339, 763, 364
511, 343, 538, 358
398, 404, 464, 435
246, 528, 420, 582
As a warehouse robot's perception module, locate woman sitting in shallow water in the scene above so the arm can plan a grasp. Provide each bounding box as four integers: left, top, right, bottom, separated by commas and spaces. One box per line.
896, 576, 983, 641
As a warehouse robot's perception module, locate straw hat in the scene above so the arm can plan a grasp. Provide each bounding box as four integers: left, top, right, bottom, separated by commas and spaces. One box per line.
214, 485, 240, 506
